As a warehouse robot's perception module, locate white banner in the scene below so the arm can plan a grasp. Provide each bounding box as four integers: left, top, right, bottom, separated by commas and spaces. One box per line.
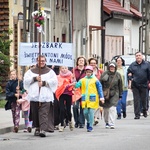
19, 42, 74, 67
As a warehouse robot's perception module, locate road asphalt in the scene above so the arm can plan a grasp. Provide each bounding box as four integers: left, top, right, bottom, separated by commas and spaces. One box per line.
0, 90, 133, 135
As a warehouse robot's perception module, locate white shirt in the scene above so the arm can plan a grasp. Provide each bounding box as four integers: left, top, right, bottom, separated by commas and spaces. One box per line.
23, 69, 58, 102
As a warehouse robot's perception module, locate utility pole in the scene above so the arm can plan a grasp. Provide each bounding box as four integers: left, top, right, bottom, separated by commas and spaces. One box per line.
140, 0, 150, 55
29, 0, 35, 42
21, 0, 27, 76
145, 0, 150, 55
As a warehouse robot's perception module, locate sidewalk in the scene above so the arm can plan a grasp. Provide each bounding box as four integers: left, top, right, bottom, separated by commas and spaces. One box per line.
0, 108, 25, 134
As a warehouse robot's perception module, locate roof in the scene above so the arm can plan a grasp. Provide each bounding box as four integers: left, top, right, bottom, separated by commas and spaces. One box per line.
130, 6, 142, 19
103, 0, 133, 17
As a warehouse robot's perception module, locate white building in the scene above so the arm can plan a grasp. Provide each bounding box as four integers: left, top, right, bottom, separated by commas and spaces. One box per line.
103, 0, 142, 62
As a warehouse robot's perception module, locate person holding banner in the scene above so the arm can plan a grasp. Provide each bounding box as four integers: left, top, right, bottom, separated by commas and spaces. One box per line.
72, 56, 87, 128
23, 55, 58, 137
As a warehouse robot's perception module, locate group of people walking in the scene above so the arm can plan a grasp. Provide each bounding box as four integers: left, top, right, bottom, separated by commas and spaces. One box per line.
5, 51, 150, 137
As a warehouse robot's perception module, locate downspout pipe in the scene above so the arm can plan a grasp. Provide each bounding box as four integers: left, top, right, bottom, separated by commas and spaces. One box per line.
69, 0, 72, 43
139, 20, 148, 52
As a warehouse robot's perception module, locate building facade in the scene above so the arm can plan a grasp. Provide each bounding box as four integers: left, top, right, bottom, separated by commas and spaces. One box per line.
103, 0, 142, 62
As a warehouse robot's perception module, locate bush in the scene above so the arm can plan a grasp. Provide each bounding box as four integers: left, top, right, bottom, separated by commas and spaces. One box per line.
0, 29, 13, 89
0, 100, 6, 108
0, 86, 3, 93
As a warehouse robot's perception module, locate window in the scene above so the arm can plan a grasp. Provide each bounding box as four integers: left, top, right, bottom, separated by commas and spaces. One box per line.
65, 0, 67, 11
56, 0, 60, 9
62, 0, 64, 10
62, 34, 66, 42
14, 0, 17, 4
57, 38, 59, 42
46, 18, 50, 42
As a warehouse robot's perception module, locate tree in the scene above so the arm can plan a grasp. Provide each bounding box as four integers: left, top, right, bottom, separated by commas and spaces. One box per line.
0, 29, 13, 92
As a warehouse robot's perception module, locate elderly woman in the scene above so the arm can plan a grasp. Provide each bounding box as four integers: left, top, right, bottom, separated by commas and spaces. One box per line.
100, 62, 123, 129
72, 56, 87, 128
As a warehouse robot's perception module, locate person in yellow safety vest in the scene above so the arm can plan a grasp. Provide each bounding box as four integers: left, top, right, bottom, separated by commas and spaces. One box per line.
74, 65, 105, 132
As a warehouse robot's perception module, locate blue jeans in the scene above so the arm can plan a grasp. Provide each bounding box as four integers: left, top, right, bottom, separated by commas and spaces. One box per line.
83, 108, 94, 128
73, 99, 85, 126
116, 90, 128, 115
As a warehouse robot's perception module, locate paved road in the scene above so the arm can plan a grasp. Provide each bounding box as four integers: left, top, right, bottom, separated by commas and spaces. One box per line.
0, 105, 150, 150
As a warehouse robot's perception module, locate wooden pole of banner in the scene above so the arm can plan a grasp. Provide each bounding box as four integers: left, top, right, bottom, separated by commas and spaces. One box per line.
38, 32, 41, 77
35, 0, 43, 76
35, 0, 45, 75
17, 14, 22, 101
34, 0, 45, 107
72, 59, 77, 105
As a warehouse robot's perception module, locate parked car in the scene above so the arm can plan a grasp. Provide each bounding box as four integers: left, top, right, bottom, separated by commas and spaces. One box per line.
111, 55, 135, 67
105, 54, 150, 69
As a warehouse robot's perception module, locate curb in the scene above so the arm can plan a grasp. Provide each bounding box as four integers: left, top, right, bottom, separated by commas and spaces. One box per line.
0, 124, 24, 135
0, 100, 133, 135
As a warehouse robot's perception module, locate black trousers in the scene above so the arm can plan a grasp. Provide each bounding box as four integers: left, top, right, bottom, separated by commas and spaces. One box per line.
59, 94, 72, 126
54, 96, 60, 126
132, 86, 147, 117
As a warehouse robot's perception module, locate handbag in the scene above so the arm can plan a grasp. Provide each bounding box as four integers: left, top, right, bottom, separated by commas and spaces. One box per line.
103, 88, 110, 100
5, 100, 12, 110
103, 73, 116, 100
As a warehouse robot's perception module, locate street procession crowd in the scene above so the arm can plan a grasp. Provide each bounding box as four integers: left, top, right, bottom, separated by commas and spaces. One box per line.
5, 51, 150, 137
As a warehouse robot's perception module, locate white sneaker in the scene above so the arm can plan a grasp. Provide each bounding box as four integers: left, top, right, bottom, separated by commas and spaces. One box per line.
147, 111, 149, 116
69, 121, 74, 131
110, 125, 115, 129
140, 113, 143, 116
54, 125, 59, 130
59, 126, 64, 132
23, 128, 27, 132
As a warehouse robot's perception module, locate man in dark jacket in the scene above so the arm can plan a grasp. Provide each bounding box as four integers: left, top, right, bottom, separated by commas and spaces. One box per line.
127, 52, 150, 119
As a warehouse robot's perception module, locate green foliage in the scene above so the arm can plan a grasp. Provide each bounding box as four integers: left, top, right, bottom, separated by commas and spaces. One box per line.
0, 100, 6, 108
0, 86, 3, 93
0, 29, 13, 85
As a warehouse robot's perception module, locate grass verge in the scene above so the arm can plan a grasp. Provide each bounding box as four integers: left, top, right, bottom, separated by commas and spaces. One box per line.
0, 100, 6, 108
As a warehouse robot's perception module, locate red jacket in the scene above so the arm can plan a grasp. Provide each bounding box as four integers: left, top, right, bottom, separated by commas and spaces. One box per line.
55, 74, 73, 100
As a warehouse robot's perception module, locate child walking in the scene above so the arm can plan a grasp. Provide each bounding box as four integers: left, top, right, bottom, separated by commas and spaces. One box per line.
17, 90, 32, 133
5, 69, 23, 133
55, 66, 74, 132
75, 66, 104, 132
